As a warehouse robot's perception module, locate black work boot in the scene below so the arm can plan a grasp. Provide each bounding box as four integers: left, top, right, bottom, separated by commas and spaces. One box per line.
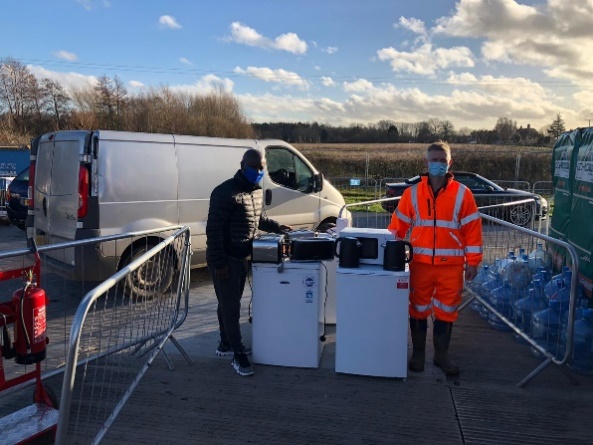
409, 317, 428, 372
433, 319, 460, 376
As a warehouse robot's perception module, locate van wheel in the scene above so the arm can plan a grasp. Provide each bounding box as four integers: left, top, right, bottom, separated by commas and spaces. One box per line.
316, 220, 337, 234
121, 244, 174, 299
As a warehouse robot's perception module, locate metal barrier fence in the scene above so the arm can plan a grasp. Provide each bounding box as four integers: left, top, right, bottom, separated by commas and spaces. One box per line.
494, 180, 531, 191
327, 176, 379, 203
460, 214, 580, 387
338, 194, 583, 387
0, 226, 192, 444
54, 226, 192, 444
339, 193, 545, 234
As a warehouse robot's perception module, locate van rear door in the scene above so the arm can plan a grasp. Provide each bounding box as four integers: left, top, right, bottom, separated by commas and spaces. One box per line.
34, 131, 91, 265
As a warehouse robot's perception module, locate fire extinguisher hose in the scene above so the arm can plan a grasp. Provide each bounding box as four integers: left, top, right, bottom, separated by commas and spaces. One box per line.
19, 282, 31, 351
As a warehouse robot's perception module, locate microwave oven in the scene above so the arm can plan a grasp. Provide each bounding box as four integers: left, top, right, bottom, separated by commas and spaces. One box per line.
338, 227, 395, 266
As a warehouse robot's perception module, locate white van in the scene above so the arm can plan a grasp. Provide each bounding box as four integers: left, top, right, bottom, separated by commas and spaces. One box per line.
31, 130, 348, 287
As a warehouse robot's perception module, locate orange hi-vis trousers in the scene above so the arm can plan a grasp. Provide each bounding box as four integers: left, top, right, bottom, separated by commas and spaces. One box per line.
409, 261, 465, 322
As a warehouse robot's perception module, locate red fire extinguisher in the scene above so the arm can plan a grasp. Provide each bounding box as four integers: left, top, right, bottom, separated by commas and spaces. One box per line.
13, 276, 47, 365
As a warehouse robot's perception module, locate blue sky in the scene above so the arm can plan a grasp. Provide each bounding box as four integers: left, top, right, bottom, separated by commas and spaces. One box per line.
2, 0, 591, 132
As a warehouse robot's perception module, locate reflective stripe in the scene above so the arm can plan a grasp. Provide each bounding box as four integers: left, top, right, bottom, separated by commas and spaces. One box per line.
414, 219, 459, 229
433, 299, 458, 313
414, 247, 464, 257
452, 184, 466, 224
410, 184, 420, 224
460, 211, 480, 226
465, 245, 483, 253
412, 302, 432, 313
395, 208, 412, 224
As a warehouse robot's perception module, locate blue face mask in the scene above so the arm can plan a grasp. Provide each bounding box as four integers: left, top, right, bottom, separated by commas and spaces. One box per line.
428, 162, 449, 177
243, 166, 265, 184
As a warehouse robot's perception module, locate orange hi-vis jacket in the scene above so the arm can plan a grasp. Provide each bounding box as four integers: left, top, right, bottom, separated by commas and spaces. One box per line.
388, 173, 483, 267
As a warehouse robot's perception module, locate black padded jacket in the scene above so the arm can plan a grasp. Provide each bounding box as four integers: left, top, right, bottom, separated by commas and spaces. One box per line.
206, 170, 282, 269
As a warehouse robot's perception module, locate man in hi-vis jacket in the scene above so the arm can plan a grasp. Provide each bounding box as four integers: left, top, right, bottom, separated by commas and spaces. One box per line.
388, 141, 483, 376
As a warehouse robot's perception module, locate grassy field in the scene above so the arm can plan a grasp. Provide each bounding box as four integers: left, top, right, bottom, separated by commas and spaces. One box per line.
294, 142, 552, 184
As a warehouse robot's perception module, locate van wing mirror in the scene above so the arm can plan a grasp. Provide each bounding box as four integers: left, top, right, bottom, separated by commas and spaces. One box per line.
313, 173, 324, 193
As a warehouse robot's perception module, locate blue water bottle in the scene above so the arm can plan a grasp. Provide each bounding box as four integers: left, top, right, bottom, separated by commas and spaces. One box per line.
567, 309, 593, 375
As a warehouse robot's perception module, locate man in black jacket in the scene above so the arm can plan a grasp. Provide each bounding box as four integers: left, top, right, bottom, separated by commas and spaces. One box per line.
206, 149, 290, 377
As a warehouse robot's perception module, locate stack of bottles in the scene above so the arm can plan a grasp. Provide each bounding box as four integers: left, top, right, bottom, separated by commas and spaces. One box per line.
467, 242, 591, 370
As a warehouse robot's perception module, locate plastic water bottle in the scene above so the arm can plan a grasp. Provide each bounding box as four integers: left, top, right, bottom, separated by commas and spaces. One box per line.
498, 251, 516, 278
479, 270, 502, 320
531, 280, 570, 359
488, 280, 516, 331
469, 265, 489, 312
502, 256, 532, 297
513, 279, 547, 343
567, 309, 593, 375
528, 242, 552, 273
544, 266, 571, 300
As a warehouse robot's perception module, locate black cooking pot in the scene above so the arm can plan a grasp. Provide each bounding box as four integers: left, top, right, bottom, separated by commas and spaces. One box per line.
383, 240, 413, 271
335, 237, 362, 268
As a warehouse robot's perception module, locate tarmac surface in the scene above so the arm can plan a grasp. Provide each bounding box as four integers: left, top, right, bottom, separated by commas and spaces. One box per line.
0, 222, 592, 444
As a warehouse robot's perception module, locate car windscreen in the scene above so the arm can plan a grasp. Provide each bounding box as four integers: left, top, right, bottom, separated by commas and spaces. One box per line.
14, 167, 29, 182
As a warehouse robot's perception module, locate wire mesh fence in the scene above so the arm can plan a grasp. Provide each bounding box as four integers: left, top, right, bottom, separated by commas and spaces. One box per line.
0, 226, 191, 444
55, 226, 191, 444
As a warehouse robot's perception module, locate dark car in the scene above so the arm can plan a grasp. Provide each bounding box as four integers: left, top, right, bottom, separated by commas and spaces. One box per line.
382, 171, 548, 227
6, 166, 30, 230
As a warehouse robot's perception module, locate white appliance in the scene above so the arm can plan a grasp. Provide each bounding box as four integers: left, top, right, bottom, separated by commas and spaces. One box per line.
335, 264, 409, 378
324, 258, 337, 324
252, 260, 326, 368
338, 228, 394, 266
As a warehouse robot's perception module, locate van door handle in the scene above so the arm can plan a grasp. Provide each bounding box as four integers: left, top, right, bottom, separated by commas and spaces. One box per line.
42, 197, 47, 217
265, 189, 272, 206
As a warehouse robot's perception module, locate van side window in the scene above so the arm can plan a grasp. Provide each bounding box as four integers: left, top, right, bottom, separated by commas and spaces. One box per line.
266, 147, 314, 194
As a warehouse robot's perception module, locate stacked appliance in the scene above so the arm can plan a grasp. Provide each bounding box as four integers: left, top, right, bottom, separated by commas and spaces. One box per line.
251, 231, 335, 368
335, 228, 412, 378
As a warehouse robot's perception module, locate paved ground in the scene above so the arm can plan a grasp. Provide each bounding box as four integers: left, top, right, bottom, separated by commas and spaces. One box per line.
1, 223, 592, 444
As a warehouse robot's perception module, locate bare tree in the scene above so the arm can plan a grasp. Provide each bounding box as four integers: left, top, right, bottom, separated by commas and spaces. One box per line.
494, 117, 517, 142
440, 120, 455, 141
42, 78, 70, 130
0, 57, 36, 131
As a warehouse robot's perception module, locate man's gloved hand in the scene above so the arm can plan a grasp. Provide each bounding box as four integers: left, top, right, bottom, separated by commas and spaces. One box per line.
465, 265, 478, 282
215, 265, 230, 280
280, 225, 292, 233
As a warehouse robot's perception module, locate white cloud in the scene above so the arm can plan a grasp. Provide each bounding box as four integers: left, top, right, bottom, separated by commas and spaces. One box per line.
159, 15, 182, 30
77, 0, 109, 10
434, 0, 593, 84
52, 50, 77, 61
397, 17, 427, 36
129, 80, 145, 88
179, 57, 192, 66
232, 78, 580, 130
445, 72, 548, 100
377, 43, 474, 76
170, 74, 234, 95
343, 79, 374, 93
234, 66, 310, 90
321, 77, 336, 87
314, 66, 321, 71
26, 65, 97, 93
76, 0, 93, 10
228, 22, 307, 54
321, 46, 338, 54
